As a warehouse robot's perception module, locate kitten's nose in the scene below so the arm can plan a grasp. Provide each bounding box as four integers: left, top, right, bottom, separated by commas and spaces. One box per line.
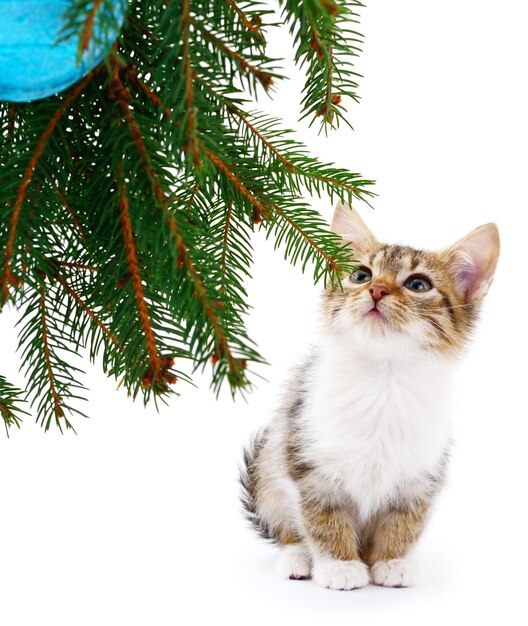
370, 283, 389, 302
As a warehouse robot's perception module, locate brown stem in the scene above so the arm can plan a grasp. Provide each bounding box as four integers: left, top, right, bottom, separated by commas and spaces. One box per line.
164, 211, 236, 369
205, 149, 269, 221
182, 0, 200, 165
124, 66, 171, 116
225, 0, 265, 41
108, 62, 167, 207
39, 291, 64, 419
42, 165, 88, 241
118, 177, 162, 376
269, 204, 340, 271
192, 18, 273, 88
127, 15, 158, 41
55, 274, 121, 349
81, 0, 103, 52
206, 149, 343, 272
109, 64, 237, 374
201, 83, 363, 199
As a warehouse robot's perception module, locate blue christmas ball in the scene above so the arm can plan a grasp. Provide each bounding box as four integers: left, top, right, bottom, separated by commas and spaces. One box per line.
0, 0, 126, 102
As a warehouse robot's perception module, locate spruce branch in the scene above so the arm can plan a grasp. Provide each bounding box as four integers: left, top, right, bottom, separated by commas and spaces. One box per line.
181, 0, 201, 167
117, 172, 176, 392
225, 0, 266, 42
55, 273, 121, 350
0, 375, 27, 434
0, 0, 372, 430
279, 0, 363, 130
17, 284, 87, 432
0, 71, 97, 305
191, 16, 276, 91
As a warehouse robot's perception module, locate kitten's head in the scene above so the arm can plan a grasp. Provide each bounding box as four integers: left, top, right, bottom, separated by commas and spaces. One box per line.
323, 203, 500, 359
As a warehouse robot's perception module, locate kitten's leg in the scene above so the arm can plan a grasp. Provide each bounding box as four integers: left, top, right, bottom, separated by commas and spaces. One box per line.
362, 500, 430, 588
275, 540, 312, 580
300, 494, 369, 590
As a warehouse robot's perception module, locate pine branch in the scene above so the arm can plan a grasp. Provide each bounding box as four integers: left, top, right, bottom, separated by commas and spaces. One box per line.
107, 60, 252, 388
117, 173, 174, 391
279, 0, 364, 130
0, 375, 27, 434
225, 0, 266, 42
0, 71, 97, 305
17, 284, 86, 432
181, 0, 201, 167
55, 273, 121, 350
0, 0, 372, 429
191, 17, 275, 91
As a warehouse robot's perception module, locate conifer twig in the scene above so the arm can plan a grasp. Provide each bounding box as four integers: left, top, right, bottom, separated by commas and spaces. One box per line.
55, 274, 121, 349
205, 149, 269, 222
80, 0, 103, 52
117, 176, 167, 388
0, 71, 96, 303
181, 0, 200, 165
225, 0, 265, 41
0, 0, 369, 429
191, 18, 274, 88
39, 291, 65, 420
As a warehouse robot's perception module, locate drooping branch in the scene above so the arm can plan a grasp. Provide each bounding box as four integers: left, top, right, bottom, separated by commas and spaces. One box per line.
108, 65, 242, 375
205, 149, 269, 223
269, 204, 339, 272
108, 61, 167, 207
39, 291, 65, 420
117, 176, 165, 385
191, 18, 274, 89
220, 202, 234, 292
0, 71, 96, 304
42, 165, 88, 241
55, 274, 122, 349
123, 65, 171, 116
0, 375, 26, 433
181, 0, 200, 165
225, 0, 265, 42
198, 82, 369, 201
0, 0, 369, 430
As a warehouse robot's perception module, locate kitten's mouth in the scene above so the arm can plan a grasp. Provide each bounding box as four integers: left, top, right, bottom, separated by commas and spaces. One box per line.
365, 306, 385, 320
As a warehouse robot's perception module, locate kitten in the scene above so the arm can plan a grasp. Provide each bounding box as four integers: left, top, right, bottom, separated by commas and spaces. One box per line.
240, 203, 500, 590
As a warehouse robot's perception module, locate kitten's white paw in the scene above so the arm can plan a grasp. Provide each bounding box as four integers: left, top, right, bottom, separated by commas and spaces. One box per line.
371, 559, 414, 587
275, 544, 312, 580
312, 558, 370, 590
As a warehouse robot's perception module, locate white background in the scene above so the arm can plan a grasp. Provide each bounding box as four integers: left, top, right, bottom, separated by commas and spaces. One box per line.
1, 1, 527, 624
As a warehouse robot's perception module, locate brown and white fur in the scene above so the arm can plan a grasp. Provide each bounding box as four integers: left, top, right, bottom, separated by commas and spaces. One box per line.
241, 203, 500, 590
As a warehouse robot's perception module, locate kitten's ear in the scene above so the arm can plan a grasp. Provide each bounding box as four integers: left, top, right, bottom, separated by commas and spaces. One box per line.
331, 202, 377, 255
444, 223, 500, 302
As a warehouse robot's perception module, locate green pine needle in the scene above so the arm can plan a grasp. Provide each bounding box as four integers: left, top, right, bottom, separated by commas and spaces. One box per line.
0, 0, 373, 431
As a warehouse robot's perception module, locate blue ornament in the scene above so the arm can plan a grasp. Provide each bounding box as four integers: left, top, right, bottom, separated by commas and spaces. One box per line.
0, 0, 126, 102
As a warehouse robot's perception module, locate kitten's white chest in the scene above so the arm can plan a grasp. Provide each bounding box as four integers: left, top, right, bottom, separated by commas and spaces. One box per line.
303, 342, 452, 520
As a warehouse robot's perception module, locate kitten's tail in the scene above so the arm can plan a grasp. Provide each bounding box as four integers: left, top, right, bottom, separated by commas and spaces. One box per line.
239, 428, 273, 541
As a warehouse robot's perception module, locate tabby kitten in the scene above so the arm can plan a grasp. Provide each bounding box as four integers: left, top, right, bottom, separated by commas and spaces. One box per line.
241, 203, 500, 590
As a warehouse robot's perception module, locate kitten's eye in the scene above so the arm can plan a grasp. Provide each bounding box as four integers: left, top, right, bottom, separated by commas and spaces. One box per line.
350, 266, 372, 284
404, 275, 433, 292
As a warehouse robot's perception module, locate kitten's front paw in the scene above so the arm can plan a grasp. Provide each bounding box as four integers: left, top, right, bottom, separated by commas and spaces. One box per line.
275, 544, 312, 580
371, 559, 414, 587
312, 558, 370, 590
